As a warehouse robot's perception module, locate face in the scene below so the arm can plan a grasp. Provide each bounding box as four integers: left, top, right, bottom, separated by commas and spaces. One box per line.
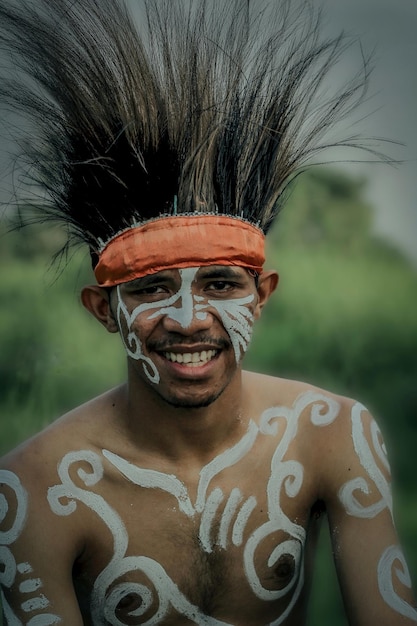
111, 266, 261, 408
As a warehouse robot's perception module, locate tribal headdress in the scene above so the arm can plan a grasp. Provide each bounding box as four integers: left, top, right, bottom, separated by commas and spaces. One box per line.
0, 0, 375, 286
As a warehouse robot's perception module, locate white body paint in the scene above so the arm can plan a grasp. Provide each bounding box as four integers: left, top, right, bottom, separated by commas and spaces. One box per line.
338, 403, 393, 519
115, 267, 255, 383
378, 546, 417, 622
0, 470, 61, 625
4, 394, 414, 623
48, 392, 342, 625
337, 403, 417, 618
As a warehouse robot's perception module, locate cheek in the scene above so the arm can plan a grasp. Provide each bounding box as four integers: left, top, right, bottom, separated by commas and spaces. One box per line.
227, 307, 254, 348
116, 290, 163, 338
115, 292, 162, 383
124, 312, 161, 354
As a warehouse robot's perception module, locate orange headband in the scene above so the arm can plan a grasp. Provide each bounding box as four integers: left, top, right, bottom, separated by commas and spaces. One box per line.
94, 215, 265, 287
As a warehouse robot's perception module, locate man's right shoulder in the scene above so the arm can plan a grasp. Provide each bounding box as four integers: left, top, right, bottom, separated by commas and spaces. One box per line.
0, 389, 122, 560
0, 415, 93, 618
1, 426, 66, 487
0, 384, 126, 486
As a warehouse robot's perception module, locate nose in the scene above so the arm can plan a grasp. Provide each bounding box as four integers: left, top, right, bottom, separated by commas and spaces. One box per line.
161, 293, 213, 334
146, 268, 213, 334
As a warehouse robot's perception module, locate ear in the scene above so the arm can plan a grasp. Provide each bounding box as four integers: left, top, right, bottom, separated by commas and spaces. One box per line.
254, 270, 279, 320
81, 285, 119, 333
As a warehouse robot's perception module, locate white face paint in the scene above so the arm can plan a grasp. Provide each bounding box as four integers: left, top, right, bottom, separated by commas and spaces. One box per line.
115, 267, 256, 384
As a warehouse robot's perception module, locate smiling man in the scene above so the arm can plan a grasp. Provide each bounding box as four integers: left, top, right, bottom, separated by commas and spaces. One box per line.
1, 0, 416, 624
84, 216, 276, 410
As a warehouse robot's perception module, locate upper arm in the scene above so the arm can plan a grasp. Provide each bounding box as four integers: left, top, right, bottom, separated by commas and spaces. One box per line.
0, 463, 84, 625
322, 401, 417, 625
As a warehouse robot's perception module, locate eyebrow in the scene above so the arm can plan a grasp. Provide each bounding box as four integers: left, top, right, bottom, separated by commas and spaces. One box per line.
125, 272, 175, 290
197, 267, 244, 280
125, 266, 245, 290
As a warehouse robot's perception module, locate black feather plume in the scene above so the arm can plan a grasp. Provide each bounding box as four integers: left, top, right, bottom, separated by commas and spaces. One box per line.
0, 0, 379, 254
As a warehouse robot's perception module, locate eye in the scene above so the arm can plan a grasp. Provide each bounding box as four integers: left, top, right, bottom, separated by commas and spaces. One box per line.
205, 281, 237, 293
137, 285, 168, 295
126, 284, 170, 298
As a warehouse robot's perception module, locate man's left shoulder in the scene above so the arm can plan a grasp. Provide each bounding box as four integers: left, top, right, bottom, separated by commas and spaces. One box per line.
243, 370, 379, 450
243, 369, 359, 414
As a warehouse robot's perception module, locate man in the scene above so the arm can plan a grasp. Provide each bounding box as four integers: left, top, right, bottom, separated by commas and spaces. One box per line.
0, 0, 416, 624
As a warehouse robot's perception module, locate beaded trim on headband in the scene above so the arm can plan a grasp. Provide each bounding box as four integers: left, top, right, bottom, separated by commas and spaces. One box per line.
94, 211, 262, 254
94, 214, 266, 287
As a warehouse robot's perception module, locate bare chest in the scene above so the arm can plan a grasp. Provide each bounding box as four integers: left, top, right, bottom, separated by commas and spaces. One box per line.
53, 432, 321, 625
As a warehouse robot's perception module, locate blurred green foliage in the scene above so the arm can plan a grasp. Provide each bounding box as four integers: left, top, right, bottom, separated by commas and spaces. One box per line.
0, 168, 416, 625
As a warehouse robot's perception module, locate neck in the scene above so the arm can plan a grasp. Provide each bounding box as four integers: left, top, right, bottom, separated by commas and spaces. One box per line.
119, 365, 248, 463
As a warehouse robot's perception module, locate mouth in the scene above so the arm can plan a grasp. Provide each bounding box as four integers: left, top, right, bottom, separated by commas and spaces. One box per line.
162, 349, 218, 367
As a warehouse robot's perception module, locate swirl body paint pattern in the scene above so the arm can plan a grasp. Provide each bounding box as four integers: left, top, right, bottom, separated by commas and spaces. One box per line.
47, 392, 341, 625
378, 546, 417, 622
338, 403, 417, 622
0, 470, 61, 625
338, 403, 393, 519
4, 394, 416, 624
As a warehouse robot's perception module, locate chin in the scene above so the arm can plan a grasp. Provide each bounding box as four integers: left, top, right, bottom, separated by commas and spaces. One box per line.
156, 387, 226, 410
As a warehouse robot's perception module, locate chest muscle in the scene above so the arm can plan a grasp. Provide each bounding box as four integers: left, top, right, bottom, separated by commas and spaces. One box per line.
63, 441, 318, 625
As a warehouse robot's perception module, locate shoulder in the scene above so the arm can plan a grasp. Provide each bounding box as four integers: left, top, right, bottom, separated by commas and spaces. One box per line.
243, 369, 382, 484
243, 368, 358, 421
1, 384, 126, 499
0, 387, 126, 568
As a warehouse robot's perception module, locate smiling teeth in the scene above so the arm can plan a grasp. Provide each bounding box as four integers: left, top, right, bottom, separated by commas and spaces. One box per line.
164, 350, 217, 366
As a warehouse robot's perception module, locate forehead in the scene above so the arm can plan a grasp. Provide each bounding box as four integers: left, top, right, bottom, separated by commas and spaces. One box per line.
123, 265, 249, 288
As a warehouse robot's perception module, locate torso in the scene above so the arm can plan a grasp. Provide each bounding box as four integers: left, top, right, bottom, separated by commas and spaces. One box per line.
6, 373, 344, 625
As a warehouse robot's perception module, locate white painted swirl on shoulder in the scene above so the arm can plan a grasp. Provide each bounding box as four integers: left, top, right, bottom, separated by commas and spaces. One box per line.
378, 545, 417, 622
259, 391, 341, 438
370, 418, 390, 473
307, 393, 341, 427
338, 403, 392, 519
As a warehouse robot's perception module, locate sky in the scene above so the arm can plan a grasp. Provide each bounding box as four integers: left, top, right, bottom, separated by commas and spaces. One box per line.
1, 0, 416, 264
314, 0, 417, 264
